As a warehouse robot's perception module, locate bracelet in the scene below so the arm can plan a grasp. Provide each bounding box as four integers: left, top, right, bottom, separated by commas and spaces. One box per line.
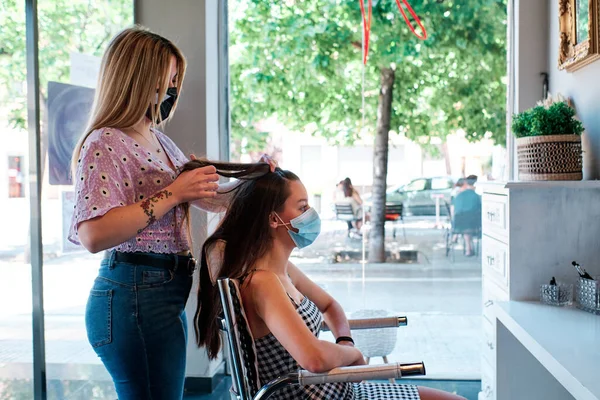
336, 336, 354, 345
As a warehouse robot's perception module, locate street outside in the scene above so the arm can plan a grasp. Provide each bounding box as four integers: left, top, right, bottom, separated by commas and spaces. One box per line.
0, 206, 482, 399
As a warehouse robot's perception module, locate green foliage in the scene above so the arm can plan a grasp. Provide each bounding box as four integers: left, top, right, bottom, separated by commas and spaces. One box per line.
0, 0, 133, 130
511, 102, 584, 138
229, 0, 507, 156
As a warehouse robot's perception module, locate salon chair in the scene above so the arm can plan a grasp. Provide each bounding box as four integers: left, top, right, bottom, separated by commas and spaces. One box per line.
217, 278, 426, 400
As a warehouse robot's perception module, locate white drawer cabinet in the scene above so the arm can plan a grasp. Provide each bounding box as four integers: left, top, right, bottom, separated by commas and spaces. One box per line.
482, 277, 508, 324
480, 274, 506, 400
480, 185, 508, 400
482, 236, 509, 290
481, 193, 508, 240
481, 318, 495, 367
479, 181, 600, 400
480, 360, 495, 400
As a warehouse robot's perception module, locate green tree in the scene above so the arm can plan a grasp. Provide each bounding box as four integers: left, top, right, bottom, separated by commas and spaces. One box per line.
0, 0, 133, 129
230, 0, 506, 261
0, 0, 132, 260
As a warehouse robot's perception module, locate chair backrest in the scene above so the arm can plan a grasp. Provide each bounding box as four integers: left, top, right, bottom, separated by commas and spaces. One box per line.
349, 309, 398, 358
218, 278, 261, 400
334, 202, 355, 216
385, 203, 403, 220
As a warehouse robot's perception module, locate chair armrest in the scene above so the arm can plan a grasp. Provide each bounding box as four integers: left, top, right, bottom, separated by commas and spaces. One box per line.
298, 362, 426, 385
321, 316, 407, 332
254, 362, 426, 399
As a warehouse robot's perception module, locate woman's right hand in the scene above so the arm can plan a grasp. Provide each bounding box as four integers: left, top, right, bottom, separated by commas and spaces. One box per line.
167, 165, 220, 204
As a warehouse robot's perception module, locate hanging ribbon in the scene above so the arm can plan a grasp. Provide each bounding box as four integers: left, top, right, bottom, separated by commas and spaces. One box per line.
359, 0, 372, 65
395, 0, 428, 40
359, 0, 428, 65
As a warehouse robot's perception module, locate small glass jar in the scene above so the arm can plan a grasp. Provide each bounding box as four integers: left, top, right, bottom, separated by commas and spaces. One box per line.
575, 277, 600, 314
540, 283, 573, 306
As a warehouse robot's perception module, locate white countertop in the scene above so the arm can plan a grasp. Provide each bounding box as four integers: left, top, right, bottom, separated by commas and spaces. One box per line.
495, 301, 600, 400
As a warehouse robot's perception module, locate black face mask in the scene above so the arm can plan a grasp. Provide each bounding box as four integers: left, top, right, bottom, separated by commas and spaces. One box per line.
147, 87, 178, 123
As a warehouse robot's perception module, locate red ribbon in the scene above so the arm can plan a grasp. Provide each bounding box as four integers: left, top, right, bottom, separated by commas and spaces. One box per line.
359, 0, 372, 65
360, 0, 428, 65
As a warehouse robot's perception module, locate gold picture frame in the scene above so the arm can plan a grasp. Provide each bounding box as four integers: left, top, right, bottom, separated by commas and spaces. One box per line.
558, 0, 600, 72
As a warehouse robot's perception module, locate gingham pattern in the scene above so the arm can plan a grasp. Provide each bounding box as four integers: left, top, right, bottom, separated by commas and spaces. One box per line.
254, 296, 421, 400
353, 382, 421, 399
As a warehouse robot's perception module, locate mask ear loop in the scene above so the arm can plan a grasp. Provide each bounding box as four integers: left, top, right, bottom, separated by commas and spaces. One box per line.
273, 213, 292, 230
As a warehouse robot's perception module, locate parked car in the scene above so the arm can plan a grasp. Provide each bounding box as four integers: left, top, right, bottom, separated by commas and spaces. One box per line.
364, 176, 455, 217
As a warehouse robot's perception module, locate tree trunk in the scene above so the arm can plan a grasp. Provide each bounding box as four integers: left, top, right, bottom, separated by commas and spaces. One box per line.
368, 67, 395, 263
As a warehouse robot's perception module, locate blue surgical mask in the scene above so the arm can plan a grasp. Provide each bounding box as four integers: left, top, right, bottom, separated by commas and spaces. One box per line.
275, 208, 321, 249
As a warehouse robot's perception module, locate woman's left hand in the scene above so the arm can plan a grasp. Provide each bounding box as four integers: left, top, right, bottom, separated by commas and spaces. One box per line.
259, 154, 278, 172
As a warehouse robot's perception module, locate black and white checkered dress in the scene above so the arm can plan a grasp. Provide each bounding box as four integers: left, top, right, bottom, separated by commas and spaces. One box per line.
254, 295, 421, 400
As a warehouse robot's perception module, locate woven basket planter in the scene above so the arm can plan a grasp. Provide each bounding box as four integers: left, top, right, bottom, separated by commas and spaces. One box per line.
516, 135, 582, 181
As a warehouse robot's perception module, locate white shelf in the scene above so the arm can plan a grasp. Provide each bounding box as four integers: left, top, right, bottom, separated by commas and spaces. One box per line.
495, 301, 600, 400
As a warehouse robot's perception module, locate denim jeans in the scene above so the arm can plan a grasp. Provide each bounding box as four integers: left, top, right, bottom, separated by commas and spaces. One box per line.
85, 252, 193, 400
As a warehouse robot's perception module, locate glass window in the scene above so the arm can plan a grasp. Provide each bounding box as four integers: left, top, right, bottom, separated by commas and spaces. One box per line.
431, 177, 452, 190
7, 156, 25, 198
227, 0, 506, 392
0, 0, 33, 397
37, 1, 133, 397
405, 179, 427, 191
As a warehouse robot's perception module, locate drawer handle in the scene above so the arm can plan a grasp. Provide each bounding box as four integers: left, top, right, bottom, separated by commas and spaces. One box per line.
486, 256, 495, 266
487, 341, 495, 350
484, 300, 494, 308
487, 211, 497, 221
484, 385, 492, 396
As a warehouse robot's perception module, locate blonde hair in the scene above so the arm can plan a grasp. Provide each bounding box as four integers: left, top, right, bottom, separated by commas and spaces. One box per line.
71, 26, 187, 174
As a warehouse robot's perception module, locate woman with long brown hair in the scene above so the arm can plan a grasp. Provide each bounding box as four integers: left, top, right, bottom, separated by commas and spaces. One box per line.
191, 162, 465, 400
68, 26, 274, 399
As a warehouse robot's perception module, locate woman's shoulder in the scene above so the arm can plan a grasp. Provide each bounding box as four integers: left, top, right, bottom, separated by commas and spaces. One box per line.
242, 270, 294, 316
82, 127, 127, 150
456, 188, 479, 201
243, 269, 287, 297
245, 269, 280, 286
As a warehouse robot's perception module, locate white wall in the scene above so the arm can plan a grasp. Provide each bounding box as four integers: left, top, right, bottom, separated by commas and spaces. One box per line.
547, 0, 600, 179
507, 0, 552, 180
515, 0, 550, 113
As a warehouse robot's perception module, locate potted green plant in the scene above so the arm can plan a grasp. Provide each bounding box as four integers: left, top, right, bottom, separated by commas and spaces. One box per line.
512, 94, 584, 181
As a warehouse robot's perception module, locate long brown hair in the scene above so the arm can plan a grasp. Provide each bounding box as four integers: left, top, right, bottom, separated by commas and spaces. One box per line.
178, 158, 273, 230
71, 26, 187, 175
182, 161, 300, 359
342, 177, 354, 197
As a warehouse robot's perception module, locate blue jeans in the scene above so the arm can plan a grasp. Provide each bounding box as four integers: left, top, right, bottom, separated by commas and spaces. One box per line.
85, 253, 193, 399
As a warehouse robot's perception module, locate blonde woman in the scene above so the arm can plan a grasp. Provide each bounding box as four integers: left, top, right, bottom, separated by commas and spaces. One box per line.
68, 27, 274, 399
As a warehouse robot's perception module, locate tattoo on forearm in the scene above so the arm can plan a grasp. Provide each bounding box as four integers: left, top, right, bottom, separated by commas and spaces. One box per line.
138, 190, 173, 233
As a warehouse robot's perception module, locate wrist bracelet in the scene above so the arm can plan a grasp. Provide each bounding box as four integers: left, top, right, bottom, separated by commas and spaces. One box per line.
336, 336, 354, 344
